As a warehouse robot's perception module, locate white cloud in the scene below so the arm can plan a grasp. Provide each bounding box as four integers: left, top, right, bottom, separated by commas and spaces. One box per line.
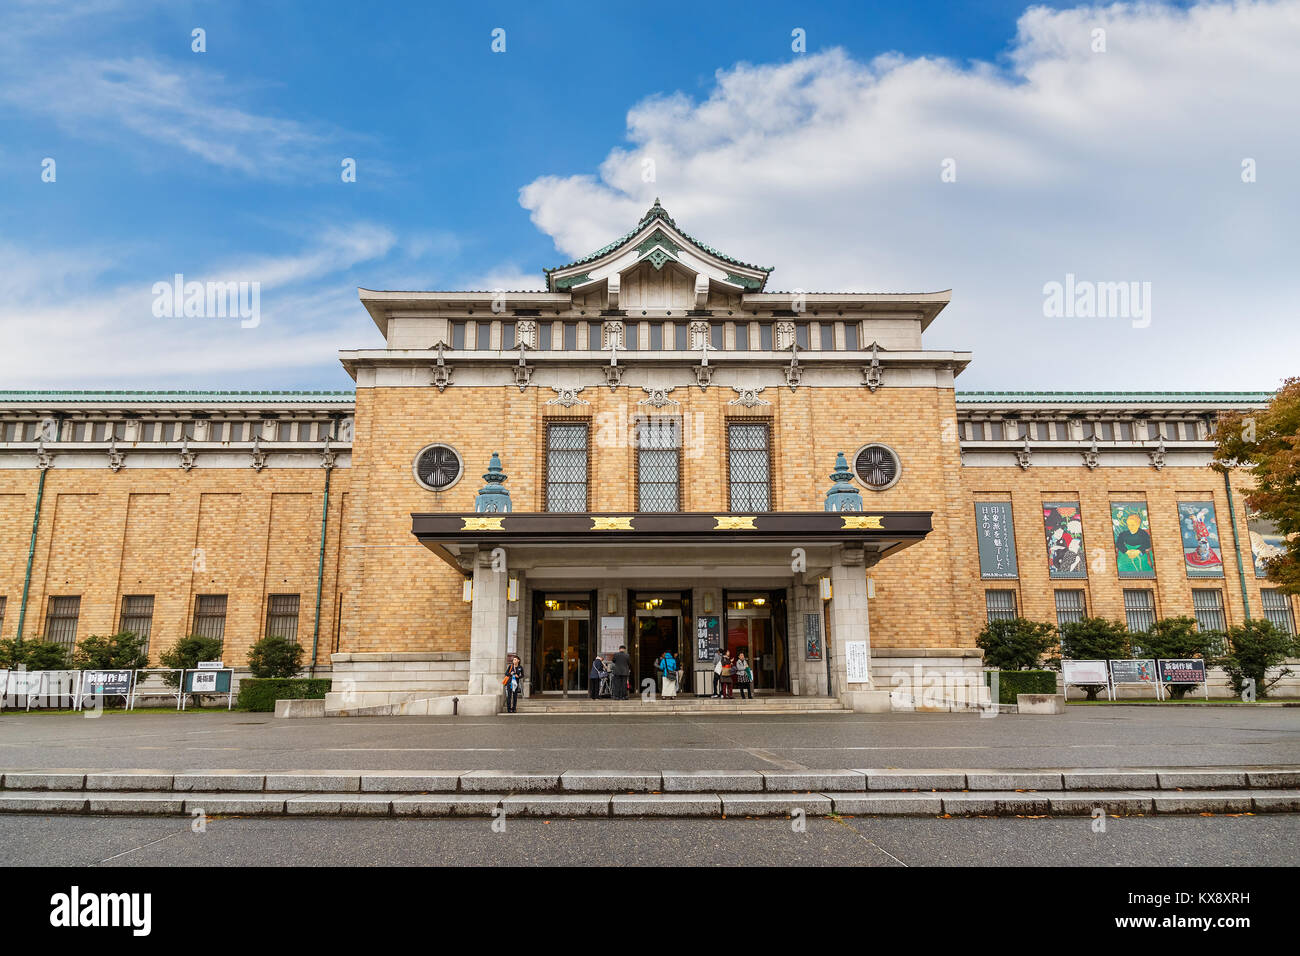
519, 0, 1300, 390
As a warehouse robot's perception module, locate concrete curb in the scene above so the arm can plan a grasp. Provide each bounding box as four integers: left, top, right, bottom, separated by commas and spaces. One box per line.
0, 787, 1294, 818
3, 766, 1298, 795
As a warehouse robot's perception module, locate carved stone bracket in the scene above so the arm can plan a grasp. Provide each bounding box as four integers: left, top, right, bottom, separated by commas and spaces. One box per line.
862, 341, 883, 391
694, 365, 715, 389
1082, 438, 1100, 470
35, 439, 53, 471
546, 385, 589, 407
107, 437, 125, 473
728, 386, 770, 408
178, 438, 196, 472
431, 342, 454, 391
512, 342, 533, 391
1148, 437, 1166, 471
638, 386, 679, 408
1015, 440, 1032, 470
320, 436, 337, 471
250, 436, 268, 472
784, 342, 802, 389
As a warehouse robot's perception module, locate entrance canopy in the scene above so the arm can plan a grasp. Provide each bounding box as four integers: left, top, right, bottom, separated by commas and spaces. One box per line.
411, 511, 932, 577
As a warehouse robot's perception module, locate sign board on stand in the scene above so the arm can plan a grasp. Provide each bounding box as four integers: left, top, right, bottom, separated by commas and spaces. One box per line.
182, 668, 234, 710
1108, 659, 1163, 700
1062, 659, 1112, 700
1157, 658, 1209, 699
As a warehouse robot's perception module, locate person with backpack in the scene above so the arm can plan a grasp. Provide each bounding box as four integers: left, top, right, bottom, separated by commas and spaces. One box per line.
502, 655, 524, 713
658, 649, 679, 699
734, 652, 753, 700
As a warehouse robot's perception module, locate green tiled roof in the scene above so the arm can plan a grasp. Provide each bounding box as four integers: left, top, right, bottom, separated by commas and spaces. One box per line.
544, 199, 774, 287
0, 390, 356, 403
956, 391, 1272, 404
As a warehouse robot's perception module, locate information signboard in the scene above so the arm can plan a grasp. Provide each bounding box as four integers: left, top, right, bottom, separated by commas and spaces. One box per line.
1109, 658, 1162, 699
1158, 658, 1209, 699
1062, 659, 1112, 700
182, 668, 235, 710
695, 615, 720, 663
845, 640, 870, 684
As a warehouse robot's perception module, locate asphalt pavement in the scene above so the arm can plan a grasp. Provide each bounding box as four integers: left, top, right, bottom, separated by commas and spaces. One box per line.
0, 706, 1297, 772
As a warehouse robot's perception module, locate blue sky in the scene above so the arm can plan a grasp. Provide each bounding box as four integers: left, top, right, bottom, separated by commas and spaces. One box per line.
2, 0, 1295, 391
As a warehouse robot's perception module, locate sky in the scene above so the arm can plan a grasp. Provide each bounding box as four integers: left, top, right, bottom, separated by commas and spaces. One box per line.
1, 0, 1296, 392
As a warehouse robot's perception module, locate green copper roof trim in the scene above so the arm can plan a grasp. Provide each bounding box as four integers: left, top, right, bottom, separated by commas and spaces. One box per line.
634, 229, 683, 258
0, 390, 356, 403
955, 391, 1273, 404
544, 199, 774, 288
552, 272, 592, 290
723, 272, 763, 290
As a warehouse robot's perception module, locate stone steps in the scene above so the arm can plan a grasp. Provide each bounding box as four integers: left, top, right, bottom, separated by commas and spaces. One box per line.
514, 697, 850, 714
0, 787, 1295, 818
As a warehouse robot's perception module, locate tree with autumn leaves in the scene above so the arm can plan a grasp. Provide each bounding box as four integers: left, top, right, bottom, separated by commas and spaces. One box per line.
1214, 376, 1300, 593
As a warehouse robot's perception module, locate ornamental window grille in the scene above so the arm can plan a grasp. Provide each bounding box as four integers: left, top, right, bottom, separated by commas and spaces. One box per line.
636, 417, 681, 513
45, 596, 81, 651
1262, 589, 1296, 636
853, 444, 900, 491
266, 594, 301, 644
727, 422, 771, 512
985, 590, 1017, 623
1192, 588, 1226, 634
1124, 589, 1156, 633
193, 594, 227, 645
1055, 590, 1086, 629
119, 595, 155, 651
546, 422, 589, 512
414, 444, 462, 491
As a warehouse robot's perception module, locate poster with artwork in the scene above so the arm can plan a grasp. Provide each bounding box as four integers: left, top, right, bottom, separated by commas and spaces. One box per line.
1042, 502, 1087, 579
975, 502, 1018, 579
1111, 502, 1155, 578
1178, 501, 1224, 578
1247, 514, 1286, 579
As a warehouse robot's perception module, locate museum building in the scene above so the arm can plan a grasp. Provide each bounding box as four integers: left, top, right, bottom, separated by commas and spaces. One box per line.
0, 201, 1294, 711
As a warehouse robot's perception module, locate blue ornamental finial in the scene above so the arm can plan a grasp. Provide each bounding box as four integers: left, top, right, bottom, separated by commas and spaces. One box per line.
475, 452, 512, 513
823, 451, 863, 513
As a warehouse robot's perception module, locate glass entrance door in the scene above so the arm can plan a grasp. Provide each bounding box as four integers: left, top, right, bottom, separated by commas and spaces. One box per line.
632, 592, 686, 693
725, 592, 787, 691
536, 595, 590, 696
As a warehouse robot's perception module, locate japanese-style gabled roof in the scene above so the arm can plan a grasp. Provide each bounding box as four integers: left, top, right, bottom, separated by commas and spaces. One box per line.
955, 391, 1272, 405
543, 199, 775, 291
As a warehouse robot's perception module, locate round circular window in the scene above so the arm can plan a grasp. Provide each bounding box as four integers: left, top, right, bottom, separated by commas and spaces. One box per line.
413, 444, 463, 492
853, 443, 901, 491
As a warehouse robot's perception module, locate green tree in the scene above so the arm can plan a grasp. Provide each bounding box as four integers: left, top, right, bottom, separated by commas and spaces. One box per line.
0, 639, 24, 668
1217, 619, 1298, 699
246, 635, 304, 679
71, 632, 150, 671
1214, 376, 1300, 594
976, 617, 1059, 671
1136, 617, 1218, 699
158, 635, 225, 704
15, 639, 72, 671
1059, 616, 1131, 700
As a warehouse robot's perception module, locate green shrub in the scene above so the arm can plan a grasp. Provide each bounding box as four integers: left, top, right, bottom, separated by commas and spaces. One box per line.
14, 639, 72, 671
237, 678, 330, 712
0, 639, 24, 668
71, 632, 150, 671
1135, 617, 1216, 699
986, 669, 1057, 705
976, 617, 1059, 671
1217, 619, 1298, 699
1059, 616, 1131, 699
157, 636, 226, 705
246, 635, 304, 679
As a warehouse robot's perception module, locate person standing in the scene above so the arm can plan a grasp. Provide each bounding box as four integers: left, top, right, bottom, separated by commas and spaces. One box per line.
659, 650, 678, 699
588, 656, 606, 700
713, 652, 724, 698
611, 645, 631, 700
720, 653, 734, 699
503, 655, 524, 713
734, 652, 753, 700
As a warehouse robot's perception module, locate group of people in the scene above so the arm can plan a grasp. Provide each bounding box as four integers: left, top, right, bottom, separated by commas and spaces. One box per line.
712, 650, 754, 699
503, 646, 756, 709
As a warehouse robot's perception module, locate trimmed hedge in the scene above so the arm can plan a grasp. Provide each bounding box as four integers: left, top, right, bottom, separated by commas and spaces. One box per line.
237, 678, 331, 712
985, 669, 1058, 705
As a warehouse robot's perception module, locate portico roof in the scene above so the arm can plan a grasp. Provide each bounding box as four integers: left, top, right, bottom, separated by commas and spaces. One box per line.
411, 510, 932, 572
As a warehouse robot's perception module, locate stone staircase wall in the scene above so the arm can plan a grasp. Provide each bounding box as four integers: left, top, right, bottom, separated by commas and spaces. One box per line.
325, 652, 469, 715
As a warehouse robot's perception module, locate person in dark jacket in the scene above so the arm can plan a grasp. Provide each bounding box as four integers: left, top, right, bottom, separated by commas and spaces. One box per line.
503, 655, 524, 713
610, 645, 631, 700
588, 656, 606, 700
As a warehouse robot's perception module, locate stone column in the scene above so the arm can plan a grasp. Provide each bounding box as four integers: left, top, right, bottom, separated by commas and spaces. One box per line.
829, 544, 889, 711
790, 582, 826, 697
467, 548, 509, 698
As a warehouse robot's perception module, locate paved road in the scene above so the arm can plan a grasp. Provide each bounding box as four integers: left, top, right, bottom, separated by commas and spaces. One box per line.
1, 812, 1295, 866
0, 707, 1297, 772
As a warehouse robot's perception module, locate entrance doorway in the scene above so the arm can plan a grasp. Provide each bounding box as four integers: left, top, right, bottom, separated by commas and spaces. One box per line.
724, 591, 790, 692
631, 592, 689, 693
534, 594, 591, 696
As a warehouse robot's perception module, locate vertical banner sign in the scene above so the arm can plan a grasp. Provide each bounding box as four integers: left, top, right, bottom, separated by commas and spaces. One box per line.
1042, 502, 1087, 578
975, 502, 1018, 579
1111, 501, 1155, 578
845, 640, 870, 684
804, 612, 822, 661
1247, 514, 1286, 579
1178, 501, 1224, 578
695, 615, 720, 662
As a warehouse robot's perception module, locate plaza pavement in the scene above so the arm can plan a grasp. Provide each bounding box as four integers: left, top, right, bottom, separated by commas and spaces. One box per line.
0, 705, 1296, 772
